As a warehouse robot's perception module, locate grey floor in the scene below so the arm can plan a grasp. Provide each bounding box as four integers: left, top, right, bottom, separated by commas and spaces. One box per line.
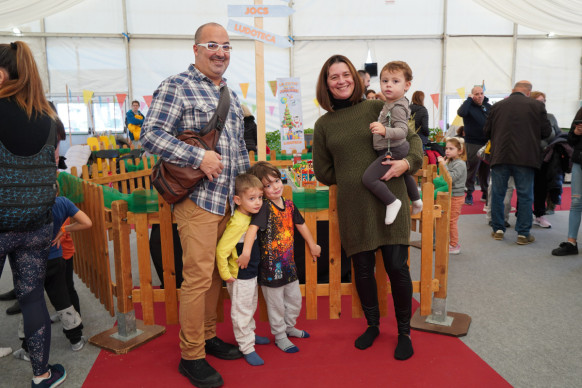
1, 202, 582, 387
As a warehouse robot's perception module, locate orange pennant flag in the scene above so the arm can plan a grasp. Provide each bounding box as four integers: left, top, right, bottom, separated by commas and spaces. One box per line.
116, 93, 127, 112
268, 81, 278, 97
143, 95, 153, 108
239, 83, 249, 99
430, 93, 439, 109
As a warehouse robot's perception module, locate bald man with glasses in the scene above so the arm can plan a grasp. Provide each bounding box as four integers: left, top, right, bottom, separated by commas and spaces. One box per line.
141, 22, 249, 388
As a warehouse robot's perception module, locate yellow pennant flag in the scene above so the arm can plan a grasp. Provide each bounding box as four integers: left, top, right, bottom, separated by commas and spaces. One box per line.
268, 81, 278, 97
451, 115, 464, 126
82, 90, 94, 105
313, 98, 320, 108
239, 83, 249, 99
456, 87, 465, 100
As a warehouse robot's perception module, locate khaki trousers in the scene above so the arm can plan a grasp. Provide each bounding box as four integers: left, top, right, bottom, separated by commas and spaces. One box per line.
174, 199, 230, 360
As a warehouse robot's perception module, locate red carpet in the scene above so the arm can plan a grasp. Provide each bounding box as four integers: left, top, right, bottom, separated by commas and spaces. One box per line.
461, 187, 570, 215
85, 297, 509, 388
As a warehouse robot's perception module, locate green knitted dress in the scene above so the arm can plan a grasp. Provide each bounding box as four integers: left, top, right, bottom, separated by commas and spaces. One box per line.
313, 99, 423, 257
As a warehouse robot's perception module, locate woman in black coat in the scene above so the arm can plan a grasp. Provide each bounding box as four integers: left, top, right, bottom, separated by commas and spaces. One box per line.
410, 91, 430, 146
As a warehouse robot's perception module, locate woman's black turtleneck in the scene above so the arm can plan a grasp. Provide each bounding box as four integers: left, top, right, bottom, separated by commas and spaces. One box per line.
331, 97, 355, 111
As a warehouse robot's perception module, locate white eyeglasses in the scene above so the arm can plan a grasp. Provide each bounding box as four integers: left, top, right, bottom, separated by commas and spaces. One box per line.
197, 43, 233, 52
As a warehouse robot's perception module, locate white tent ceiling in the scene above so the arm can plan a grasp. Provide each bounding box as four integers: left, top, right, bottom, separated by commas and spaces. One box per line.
1, 0, 580, 142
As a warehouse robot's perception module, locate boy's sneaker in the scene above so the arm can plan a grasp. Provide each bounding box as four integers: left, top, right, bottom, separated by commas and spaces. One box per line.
533, 216, 552, 228
13, 347, 30, 362
517, 234, 535, 245
465, 194, 473, 206
179, 358, 223, 388
71, 336, 87, 352
449, 244, 461, 255
533, 216, 551, 228
552, 241, 578, 256
491, 230, 504, 240
31, 364, 66, 388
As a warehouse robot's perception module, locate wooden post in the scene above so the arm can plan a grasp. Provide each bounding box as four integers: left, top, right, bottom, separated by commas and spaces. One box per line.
304, 210, 317, 319
419, 182, 435, 316
255, 0, 266, 162
158, 195, 179, 325
328, 185, 342, 319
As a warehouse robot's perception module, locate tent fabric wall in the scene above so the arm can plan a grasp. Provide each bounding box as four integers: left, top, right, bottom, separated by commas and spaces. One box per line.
1, 0, 580, 134
47, 38, 127, 94
473, 0, 582, 36
0, 0, 85, 29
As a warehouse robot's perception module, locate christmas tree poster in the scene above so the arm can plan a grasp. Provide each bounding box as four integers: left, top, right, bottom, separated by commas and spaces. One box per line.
277, 77, 305, 154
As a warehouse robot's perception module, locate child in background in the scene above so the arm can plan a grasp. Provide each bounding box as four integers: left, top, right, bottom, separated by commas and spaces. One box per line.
13, 194, 92, 361
362, 61, 423, 225
437, 137, 467, 255
215, 174, 270, 366
241, 161, 321, 354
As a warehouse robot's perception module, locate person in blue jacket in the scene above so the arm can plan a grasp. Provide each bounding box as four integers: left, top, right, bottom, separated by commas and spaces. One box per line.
457, 86, 492, 205
126, 100, 144, 143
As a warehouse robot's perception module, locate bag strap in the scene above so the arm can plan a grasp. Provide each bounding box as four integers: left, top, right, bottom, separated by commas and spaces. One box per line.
199, 86, 231, 136
46, 119, 57, 147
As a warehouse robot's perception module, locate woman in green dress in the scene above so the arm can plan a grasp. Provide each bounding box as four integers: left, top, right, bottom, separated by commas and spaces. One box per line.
313, 55, 423, 360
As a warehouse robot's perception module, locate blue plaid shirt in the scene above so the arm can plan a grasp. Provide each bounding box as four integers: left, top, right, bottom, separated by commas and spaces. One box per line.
141, 65, 250, 216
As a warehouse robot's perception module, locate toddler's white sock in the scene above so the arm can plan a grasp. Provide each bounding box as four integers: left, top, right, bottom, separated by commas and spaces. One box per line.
385, 199, 402, 225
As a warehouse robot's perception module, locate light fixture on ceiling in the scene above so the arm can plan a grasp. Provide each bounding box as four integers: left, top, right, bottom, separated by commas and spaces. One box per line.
12, 27, 21, 35
547, 32, 555, 38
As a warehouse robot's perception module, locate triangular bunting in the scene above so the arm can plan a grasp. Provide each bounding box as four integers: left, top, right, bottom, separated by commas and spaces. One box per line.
268, 105, 275, 116
116, 93, 127, 112
451, 115, 464, 126
239, 83, 249, 99
313, 98, 320, 108
143, 95, 153, 108
430, 93, 439, 109
268, 81, 278, 97
82, 90, 94, 105
456, 87, 465, 100
251, 104, 257, 114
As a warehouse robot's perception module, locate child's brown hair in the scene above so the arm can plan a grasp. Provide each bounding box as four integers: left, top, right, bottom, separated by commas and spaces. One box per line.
235, 173, 263, 196
247, 161, 281, 183
380, 61, 413, 82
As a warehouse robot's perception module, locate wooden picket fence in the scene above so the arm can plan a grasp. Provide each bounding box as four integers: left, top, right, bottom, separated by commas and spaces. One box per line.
68, 152, 452, 346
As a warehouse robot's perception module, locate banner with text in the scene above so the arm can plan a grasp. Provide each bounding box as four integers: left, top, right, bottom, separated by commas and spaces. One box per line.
227, 19, 292, 48
277, 77, 304, 154
227, 5, 295, 17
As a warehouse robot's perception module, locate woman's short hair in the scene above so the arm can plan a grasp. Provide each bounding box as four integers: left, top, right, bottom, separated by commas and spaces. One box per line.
316, 55, 364, 112
411, 91, 425, 106
530, 91, 546, 101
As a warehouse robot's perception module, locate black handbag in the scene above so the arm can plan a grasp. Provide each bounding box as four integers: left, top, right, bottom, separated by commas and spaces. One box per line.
151, 86, 230, 204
